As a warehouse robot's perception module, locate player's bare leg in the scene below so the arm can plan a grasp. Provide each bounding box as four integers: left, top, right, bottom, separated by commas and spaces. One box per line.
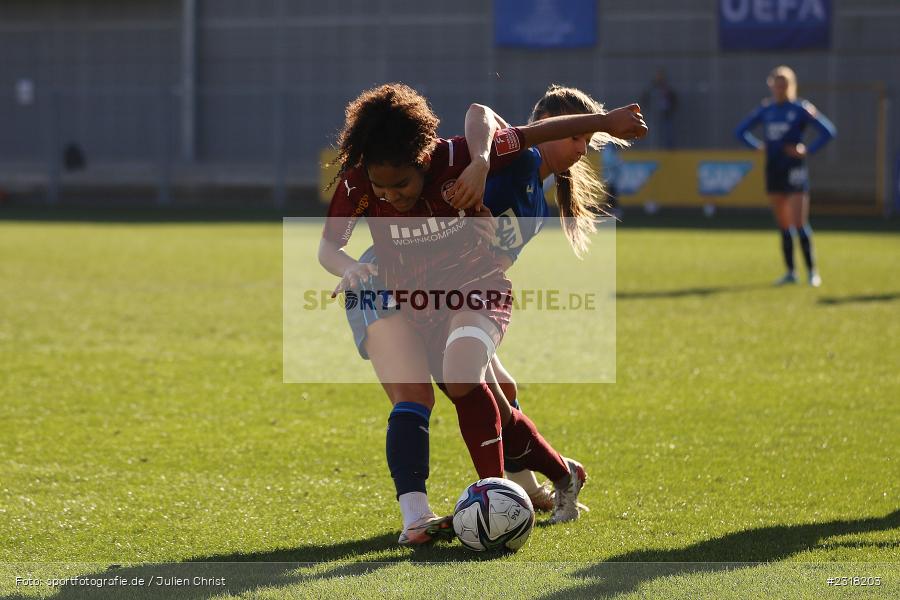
484, 361, 513, 427
365, 313, 452, 545
489, 354, 518, 407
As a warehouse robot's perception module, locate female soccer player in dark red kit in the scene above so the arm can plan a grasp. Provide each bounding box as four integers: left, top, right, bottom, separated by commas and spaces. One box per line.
318, 83, 646, 544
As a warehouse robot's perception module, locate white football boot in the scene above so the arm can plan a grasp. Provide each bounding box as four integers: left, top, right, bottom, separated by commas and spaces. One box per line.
398, 513, 454, 546
549, 458, 587, 524
808, 271, 822, 287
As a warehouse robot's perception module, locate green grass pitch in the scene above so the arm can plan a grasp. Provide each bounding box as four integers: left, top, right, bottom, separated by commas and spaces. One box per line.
0, 217, 897, 599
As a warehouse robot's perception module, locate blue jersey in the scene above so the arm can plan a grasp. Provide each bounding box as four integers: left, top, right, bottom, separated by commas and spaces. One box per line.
735, 98, 836, 171
483, 147, 550, 262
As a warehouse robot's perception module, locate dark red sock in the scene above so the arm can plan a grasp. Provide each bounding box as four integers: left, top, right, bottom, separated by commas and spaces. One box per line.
449, 382, 504, 479
501, 409, 568, 482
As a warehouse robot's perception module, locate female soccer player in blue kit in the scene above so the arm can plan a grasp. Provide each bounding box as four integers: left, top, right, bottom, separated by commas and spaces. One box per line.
735, 66, 836, 287
333, 85, 641, 543
455, 85, 630, 509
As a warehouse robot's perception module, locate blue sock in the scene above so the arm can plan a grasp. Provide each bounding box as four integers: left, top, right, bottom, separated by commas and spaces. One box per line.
386, 402, 430, 498
780, 229, 795, 273
797, 224, 815, 271
504, 399, 526, 474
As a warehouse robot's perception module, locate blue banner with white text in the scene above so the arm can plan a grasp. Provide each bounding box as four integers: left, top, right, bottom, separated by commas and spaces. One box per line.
494, 0, 597, 48
719, 0, 831, 50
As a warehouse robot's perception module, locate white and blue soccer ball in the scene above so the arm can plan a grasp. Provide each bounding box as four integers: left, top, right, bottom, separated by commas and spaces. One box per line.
452, 477, 535, 552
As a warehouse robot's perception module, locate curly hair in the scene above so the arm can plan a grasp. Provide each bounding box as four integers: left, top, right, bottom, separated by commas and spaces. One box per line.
529, 84, 629, 258
328, 83, 439, 188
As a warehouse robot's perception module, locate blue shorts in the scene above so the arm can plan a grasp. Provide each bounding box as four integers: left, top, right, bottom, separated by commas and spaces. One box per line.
345, 246, 391, 359
766, 163, 809, 194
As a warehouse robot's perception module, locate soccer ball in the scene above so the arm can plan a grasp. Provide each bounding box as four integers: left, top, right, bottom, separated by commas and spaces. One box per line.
452, 477, 535, 552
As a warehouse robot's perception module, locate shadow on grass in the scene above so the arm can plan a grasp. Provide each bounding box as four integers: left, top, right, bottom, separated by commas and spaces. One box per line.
1, 531, 502, 600
818, 292, 900, 306
616, 283, 771, 300
5, 511, 895, 599
537, 508, 900, 600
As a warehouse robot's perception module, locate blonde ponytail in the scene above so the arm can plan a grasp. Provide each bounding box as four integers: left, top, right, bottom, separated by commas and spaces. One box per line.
531, 84, 628, 257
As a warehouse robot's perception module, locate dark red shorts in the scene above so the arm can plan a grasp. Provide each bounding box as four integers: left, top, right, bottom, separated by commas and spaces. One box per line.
402, 274, 513, 380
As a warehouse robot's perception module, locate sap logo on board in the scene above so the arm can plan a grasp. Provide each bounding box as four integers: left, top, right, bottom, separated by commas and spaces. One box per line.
618, 162, 659, 195
698, 161, 753, 196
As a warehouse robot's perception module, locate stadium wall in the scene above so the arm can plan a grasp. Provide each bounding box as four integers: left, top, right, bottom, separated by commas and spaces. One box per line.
0, 0, 897, 213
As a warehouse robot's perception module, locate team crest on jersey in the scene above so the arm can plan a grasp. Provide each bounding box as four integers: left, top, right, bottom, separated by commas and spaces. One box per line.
494, 129, 520, 156
441, 179, 457, 202
495, 208, 524, 250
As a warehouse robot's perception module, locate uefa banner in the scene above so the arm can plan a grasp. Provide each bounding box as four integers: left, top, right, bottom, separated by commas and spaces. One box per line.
603, 150, 767, 208
719, 0, 831, 50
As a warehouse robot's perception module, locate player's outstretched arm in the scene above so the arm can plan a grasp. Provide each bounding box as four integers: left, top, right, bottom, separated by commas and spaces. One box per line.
517, 104, 647, 147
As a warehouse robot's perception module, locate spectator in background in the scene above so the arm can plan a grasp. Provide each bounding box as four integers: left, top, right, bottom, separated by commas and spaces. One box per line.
63, 142, 86, 171
641, 69, 678, 149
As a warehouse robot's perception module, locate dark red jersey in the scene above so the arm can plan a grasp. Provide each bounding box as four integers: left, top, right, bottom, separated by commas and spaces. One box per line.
323, 128, 527, 297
